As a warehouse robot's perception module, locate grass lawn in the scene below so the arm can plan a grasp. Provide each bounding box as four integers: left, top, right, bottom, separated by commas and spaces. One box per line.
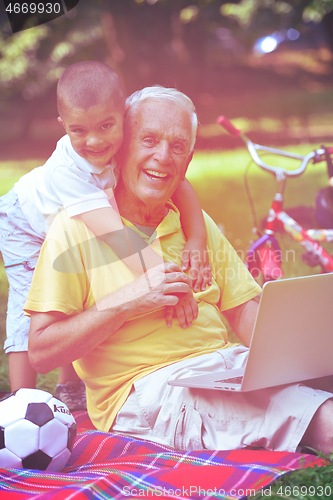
0, 144, 331, 389
0, 146, 332, 496
188, 144, 332, 278
0, 158, 59, 394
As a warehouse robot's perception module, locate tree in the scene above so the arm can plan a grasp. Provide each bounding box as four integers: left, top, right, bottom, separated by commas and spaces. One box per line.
0, 0, 332, 114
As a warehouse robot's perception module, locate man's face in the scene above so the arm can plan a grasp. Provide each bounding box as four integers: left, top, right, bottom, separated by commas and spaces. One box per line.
58, 101, 124, 168
120, 99, 193, 206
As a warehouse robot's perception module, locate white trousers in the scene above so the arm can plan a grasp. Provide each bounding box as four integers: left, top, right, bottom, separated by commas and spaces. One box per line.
112, 346, 332, 452
0, 189, 43, 352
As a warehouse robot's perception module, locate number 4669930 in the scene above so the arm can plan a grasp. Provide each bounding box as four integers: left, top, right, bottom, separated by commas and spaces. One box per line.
6, 3, 61, 14
276, 485, 332, 497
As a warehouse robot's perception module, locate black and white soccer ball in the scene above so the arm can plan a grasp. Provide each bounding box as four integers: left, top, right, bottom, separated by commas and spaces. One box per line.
0, 388, 77, 472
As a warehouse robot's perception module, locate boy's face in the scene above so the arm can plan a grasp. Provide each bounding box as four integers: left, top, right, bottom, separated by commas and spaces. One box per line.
58, 101, 124, 167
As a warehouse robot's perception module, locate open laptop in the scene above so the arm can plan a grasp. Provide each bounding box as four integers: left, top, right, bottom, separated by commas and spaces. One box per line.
168, 273, 333, 392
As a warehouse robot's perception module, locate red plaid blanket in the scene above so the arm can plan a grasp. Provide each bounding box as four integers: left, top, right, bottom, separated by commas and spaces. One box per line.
0, 410, 326, 500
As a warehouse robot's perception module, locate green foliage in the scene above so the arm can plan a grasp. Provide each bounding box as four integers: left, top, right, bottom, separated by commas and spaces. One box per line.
0, 18, 104, 103
0, 0, 332, 108
221, 0, 259, 27
219, 0, 332, 30
254, 458, 333, 499
0, 26, 49, 90
303, 0, 333, 23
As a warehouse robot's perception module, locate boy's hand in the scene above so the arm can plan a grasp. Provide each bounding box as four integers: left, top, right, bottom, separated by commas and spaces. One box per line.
181, 239, 212, 292
165, 291, 198, 328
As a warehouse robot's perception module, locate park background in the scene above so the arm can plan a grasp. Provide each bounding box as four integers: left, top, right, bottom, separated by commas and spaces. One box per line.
0, 0, 333, 388
1, 2, 333, 495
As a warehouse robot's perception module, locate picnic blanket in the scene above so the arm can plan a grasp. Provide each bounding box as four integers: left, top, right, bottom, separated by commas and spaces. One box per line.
0, 410, 327, 500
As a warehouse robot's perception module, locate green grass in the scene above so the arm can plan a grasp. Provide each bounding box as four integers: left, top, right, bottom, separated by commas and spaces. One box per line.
0, 161, 44, 196
254, 457, 333, 500
0, 158, 59, 393
1, 144, 331, 388
187, 144, 331, 278
1, 147, 333, 498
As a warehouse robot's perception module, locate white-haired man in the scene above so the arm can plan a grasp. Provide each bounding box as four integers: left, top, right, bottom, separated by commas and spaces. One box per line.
27, 87, 333, 454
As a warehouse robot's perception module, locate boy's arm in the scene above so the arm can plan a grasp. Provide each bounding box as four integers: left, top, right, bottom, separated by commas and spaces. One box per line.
28, 263, 193, 372
171, 179, 212, 292
78, 207, 163, 272
79, 206, 198, 327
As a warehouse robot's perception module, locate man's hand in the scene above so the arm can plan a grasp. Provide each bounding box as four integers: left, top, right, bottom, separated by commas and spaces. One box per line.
126, 261, 198, 328
121, 262, 193, 317
29, 262, 192, 373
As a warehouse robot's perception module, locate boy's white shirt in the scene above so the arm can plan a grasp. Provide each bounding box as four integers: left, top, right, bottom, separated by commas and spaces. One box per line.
14, 135, 118, 237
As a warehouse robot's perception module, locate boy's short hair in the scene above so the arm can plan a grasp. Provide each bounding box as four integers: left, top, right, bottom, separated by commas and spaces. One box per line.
57, 61, 125, 117
125, 86, 198, 152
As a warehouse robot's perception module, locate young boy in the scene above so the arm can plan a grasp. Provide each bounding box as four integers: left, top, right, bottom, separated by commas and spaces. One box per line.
0, 61, 211, 408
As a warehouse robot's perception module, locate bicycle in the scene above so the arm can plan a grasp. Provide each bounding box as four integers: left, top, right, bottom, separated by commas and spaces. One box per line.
217, 115, 333, 283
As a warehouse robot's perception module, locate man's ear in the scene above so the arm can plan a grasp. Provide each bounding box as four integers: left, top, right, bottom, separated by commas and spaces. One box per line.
57, 117, 66, 129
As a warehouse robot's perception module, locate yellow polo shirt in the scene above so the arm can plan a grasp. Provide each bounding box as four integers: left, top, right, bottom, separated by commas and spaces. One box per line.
25, 202, 261, 431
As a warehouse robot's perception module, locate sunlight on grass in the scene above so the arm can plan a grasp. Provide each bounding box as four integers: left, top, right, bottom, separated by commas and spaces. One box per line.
0, 144, 332, 394
0, 159, 45, 196
198, 113, 333, 141
1, 145, 332, 497
188, 148, 251, 178
188, 144, 328, 180
0, 158, 53, 392
188, 144, 330, 280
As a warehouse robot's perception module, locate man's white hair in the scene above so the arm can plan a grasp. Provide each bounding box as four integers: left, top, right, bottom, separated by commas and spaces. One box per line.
125, 86, 198, 152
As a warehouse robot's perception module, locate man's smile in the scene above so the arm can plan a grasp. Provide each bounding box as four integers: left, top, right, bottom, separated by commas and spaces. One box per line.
118, 98, 192, 213
144, 169, 169, 181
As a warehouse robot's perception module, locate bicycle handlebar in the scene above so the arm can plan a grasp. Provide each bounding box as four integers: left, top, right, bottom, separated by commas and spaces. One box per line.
248, 143, 317, 180
217, 115, 332, 180
216, 116, 241, 138
323, 146, 333, 179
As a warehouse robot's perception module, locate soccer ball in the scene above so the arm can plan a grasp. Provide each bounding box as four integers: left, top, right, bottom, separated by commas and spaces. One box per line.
0, 388, 77, 472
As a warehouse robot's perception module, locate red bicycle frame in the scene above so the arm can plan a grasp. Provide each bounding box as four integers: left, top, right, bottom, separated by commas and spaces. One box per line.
217, 115, 333, 281
247, 196, 333, 281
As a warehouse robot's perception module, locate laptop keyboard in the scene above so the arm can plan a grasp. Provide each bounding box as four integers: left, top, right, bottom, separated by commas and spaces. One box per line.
214, 376, 243, 385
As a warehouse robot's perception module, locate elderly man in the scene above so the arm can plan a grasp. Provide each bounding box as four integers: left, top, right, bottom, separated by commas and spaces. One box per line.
27, 87, 333, 454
